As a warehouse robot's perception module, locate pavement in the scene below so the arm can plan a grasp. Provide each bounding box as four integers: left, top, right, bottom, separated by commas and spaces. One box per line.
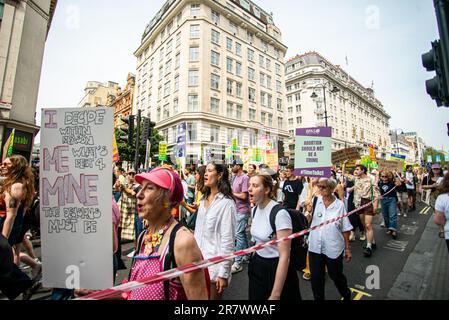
2, 201, 448, 300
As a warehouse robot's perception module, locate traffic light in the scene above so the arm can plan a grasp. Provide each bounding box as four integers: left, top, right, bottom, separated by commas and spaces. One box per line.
422, 0, 449, 107
140, 117, 156, 146
119, 115, 135, 145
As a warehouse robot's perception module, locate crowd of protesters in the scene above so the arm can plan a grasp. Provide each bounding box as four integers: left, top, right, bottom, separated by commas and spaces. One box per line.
1, 153, 448, 301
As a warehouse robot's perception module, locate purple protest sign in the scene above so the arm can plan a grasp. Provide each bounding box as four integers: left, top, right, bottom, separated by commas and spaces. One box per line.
294, 127, 332, 178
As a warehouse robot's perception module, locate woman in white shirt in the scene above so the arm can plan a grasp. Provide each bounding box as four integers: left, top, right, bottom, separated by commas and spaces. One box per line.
194, 163, 236, 300
248, 173, 301, 300
308, 178, 353, 301
434, 173, 449, 252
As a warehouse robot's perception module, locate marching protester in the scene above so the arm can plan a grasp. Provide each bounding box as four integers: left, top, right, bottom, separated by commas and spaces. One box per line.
113, 167, 125, 202
435, 172, 449, 252
282, 164, 304, 210
184, 167, 196, 205
248, 173, 301, 300
349, 165, 380, 257
378, 171, 401, 239
119, 170, 138, 243
405, 165, 417, 212
308, 178, 352, 301
248, 164, 257, 179
182, 165, 206, 231
231, 159, 251, 274
127, 167, 209, 300
395, 172, 409, 217
345, 170, 365, 242
194, 163, 236, 300
423, 164, 445, 237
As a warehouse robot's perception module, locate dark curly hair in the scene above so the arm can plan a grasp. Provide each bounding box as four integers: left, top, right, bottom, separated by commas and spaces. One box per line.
203, 163, 234, 201
1, 155, 35, 209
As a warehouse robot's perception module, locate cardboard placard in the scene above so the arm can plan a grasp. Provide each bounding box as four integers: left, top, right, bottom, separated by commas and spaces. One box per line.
331, 147, 361, 164
377, 159, 404, 172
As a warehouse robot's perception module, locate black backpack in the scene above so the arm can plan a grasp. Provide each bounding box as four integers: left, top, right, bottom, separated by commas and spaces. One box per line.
253, 204, 309, 271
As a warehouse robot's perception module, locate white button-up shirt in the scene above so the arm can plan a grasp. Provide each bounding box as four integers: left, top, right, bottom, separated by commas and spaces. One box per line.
309, 196, 353, 259
194, 193, 236, 281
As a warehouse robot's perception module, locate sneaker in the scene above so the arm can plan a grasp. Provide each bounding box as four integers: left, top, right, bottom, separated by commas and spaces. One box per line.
349, 231, 356, 242
391, 231, 397, 240
398, 212, 402, 217
403, 213, 407, 218
363, 246, 372, 257
241, 255, 250, 264
386, 230, 392, 235
231, 263, 243, 274
359, 233, 366, 241
31, 263, 42, 282
380, 222, 386, 228
302, 272, 311, 281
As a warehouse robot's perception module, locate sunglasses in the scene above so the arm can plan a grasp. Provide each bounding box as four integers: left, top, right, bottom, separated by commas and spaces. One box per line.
381, 176, 388, 178
317, 185, 327, 189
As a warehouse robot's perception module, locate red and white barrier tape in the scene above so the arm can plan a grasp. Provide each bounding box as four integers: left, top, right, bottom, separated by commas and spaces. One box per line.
80, 188, 393, 300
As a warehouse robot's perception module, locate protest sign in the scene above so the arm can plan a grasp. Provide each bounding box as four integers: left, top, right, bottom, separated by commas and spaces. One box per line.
40, 108, 113, 289
294, 127, 332, 178
377, 159, 404, 172
175, 122, 186, 159
368, 144, 376, 161
331, 147, 360, 164
159, 142, 167, 161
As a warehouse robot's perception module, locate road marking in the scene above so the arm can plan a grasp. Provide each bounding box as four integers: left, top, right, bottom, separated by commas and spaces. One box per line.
384, 240, 409, 252
399, 225, 419, 236
341, 287, 373, 300
419, 206, 431, 215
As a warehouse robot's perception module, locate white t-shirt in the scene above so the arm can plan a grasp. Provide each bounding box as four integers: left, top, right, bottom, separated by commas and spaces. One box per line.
251, 200, 292, 259
435, 193, 449, 240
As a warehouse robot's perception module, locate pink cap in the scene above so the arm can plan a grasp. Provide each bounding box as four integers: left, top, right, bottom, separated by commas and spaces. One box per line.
135, 167, 184, 204
432, 164, 441, 169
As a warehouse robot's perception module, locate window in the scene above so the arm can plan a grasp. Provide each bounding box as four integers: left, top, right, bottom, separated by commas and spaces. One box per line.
235, 42, 242, 56
211, 125, 220, 142
229, 21, 238, 34
259, 55, 265, 68
211, 30, 220, 44
268, 94, 272, 108
157, 107, 161, 121
236, 82, 242, 98
188, 70, 199, 86
164, 81, 171, 97
227, 102, 234, 117
276, 80, 282, 92
227, 128, 234, 144
278, 117, 283, 128
247, 31, 254, 43
158, 86, 162, 100
249, 109, 256, 120
189, 47, 199, 61
288, 106, 293, 115
236, 104, 242, 119
249, 88, 256, 101
166, 40, 173, 54
266, 75, 272, 89
248, 67, 255, 81
188, 94, 198, 111
247, 49, 254, 61
212, 10, 220, 24
227, 79, 233, 95
187, 123, 197, 141
288, 118, 293, 126
287, 95, 292, 103
176, 32, 181, 47
191, 4, 200, 16
211, 50, 220, 66
261, 112, 266, 124
268, 114, 273, 127
236, 62, 242, 76
296, 116, 302, 125
277, 98, 282, 111
260, 73, 266, 88
211, 74, 220, 90
262, 40, 268, 52
266, 58, 271, 70
226, 58, 233, 73
295, 93, 301, 101
226, 38, 233, 51
175, 53, 180, 69
250, 130, 256, 146
159, 65, 163, 80
163, 104, 170, 119
211, 98, 219, 113
296, 105, 301, 113
275, 63, 281, 75
173, 98, 179, 114
165, 59, 172, 74
261, 92, 267, 106
190, 25, 200, 38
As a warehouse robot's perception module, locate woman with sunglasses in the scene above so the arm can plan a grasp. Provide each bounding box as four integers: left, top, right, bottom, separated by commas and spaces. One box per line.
194, 163, 236, 300
127, 167, 209, 300
378, 171, 401, 239
423, 164, 445, 237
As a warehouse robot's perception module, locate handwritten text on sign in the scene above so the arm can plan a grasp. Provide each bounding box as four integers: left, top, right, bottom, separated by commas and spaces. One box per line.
40, 108, 113, 290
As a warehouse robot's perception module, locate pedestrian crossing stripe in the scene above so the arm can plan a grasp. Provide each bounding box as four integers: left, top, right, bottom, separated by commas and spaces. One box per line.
419, 206, 431, 215
341, 288, 373, 300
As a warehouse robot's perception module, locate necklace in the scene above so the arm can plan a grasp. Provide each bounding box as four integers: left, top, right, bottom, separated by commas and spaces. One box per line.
143, 216, 174, 256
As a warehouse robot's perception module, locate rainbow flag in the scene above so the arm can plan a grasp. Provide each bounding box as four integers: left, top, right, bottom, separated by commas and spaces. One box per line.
2, 129, 15, 161
112, 133, 120, 163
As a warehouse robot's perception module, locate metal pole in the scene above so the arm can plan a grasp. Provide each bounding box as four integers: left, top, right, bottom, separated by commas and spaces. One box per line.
323, 86, 328, 127
134, 109, 141, 172
396, 130, 399, 154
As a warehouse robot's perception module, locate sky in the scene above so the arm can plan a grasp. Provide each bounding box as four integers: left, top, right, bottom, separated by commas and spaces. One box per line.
36, 0, 449, 150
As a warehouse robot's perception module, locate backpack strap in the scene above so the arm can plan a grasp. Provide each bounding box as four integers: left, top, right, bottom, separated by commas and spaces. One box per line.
252, 206, 257, 219
128, 229, 147, 281
311, 196, 318, 217
163, 223, 182, 301
269, 204, 285, 238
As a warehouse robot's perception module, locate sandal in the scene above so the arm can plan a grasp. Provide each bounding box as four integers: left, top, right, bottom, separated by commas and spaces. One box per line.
302, 272, 311, 281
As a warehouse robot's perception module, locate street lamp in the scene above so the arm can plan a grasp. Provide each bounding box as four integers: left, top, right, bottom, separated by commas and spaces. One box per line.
310, 82, 340, 127
389, 128, 403, 154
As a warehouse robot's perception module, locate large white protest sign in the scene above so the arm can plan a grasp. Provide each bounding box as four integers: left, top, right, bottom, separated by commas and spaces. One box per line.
40, 108, 113, 289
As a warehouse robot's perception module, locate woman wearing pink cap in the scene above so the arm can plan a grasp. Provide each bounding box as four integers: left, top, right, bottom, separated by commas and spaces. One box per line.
126, 167, 209, 300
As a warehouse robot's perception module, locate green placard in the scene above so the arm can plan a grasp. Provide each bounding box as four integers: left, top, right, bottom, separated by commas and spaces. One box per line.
159, 142, 167, 161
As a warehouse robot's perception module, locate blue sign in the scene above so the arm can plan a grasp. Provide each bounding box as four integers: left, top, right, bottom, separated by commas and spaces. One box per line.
391, 153, 406, 160
436, 154, 441, 163
445, 154, 449, 162
175, 122, 186, 159
427, 155, 433, 163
